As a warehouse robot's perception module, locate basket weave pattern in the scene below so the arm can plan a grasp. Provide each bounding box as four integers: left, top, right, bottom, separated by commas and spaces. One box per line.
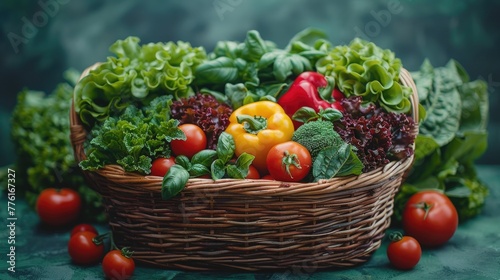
70, 67, 419, 271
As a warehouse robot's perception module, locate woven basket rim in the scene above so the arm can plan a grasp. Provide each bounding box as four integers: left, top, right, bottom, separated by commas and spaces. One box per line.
69, 63, 419, 195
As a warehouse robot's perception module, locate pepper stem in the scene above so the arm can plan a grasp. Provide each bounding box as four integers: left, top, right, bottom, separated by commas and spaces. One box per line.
237, 114, 268, 134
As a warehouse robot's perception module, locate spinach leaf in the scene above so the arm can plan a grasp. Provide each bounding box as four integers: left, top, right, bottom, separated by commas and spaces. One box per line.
394, 59, 490, 224
312, 143, 363, 181
413, 59, 463, 146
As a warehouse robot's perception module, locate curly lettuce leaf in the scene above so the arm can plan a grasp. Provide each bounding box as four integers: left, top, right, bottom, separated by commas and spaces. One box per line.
74, 36, 207, 127
316, 38, 411, 113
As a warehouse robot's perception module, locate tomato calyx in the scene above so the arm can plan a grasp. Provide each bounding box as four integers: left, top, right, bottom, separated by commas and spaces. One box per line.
388, 231, 404, 242
109, 232, 134, 258
120, 247, 134, 259
281, 150, 302, 179
412, 202, 433, 220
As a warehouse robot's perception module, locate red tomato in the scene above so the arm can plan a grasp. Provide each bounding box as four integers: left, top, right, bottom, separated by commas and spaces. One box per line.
403, 190, 459, 247
246, 165, 260, 179
266, 141, 312, 182
71, 224, 98, 237
36, 188, 82, 227
387, 232, 422, 270
150, 157, 176, 177
171, 124, 207, 158
102, 249, 135, 280
261, 174, 275, 180
68, 231, 104, 265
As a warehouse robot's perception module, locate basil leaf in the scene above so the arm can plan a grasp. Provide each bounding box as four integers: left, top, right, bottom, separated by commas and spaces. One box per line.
190, 163, 211, 177
161, 165, 190, 200
274, 52, 312, 82
195, 57, 239, 85
226, 164, 245, 179
216, 132, 235, 163
191, 149, 218, 167
254, 82, 288, 99
225, 83, 248, 109
213, 40, 241, 59
292, 107, 319, 123
286, 28, 328, 50
318, 108, 343, 122
241, 30, 268, 62
211, 159, 226, 180
258, 51, 280, 69
175, 155, 191, 170
229, 153, 255, 179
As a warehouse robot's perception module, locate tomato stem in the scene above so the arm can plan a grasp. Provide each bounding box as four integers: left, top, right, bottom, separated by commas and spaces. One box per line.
281, 150, 302, 179
413, 202, 433, 220
92, 232, 110, 246
110, 232, 119, 250
121, 247, 134, 259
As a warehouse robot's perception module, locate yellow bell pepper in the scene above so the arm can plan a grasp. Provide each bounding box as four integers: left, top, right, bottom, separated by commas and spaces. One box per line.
225, 101, 294, 174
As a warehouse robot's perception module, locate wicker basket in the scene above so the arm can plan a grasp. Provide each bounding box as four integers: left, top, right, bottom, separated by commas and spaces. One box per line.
70, 64, 419, 271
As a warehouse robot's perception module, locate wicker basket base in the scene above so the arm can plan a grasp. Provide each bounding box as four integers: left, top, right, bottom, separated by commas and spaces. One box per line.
86, 157, 411, 271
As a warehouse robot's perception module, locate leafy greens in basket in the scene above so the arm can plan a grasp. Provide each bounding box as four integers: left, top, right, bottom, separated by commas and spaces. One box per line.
74, 29, 417, 181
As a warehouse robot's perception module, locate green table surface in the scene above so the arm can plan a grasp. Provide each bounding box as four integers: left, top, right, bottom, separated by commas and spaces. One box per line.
1, 165, 499, 280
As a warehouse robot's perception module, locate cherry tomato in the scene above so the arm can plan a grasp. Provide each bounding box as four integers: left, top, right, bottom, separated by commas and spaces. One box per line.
387, 232, 421, 270
102, 249, 135, 280
36, 188, 82, 227
261, 174, 275, 180
68, 231, 104, 265
403, 190, 459, 247
150, 157, 176, 177
266, 141, 312, 182
71, 224, 98, 237
171, 124, 207, 158
246, 165, 260, 179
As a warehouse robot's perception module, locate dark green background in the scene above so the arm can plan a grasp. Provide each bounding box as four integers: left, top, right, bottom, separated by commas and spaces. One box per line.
1, 0, 499, 166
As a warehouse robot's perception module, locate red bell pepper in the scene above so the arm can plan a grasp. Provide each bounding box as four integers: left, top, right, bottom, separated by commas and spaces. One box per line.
278, 71, 344, 130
